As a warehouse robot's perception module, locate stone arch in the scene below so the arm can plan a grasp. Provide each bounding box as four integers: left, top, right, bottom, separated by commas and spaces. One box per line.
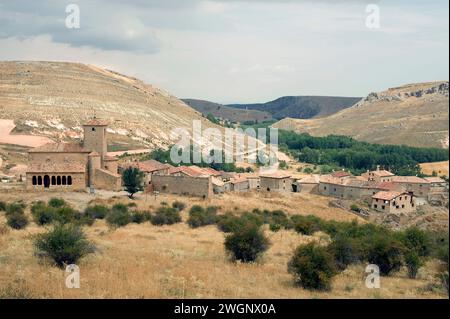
62, 176, 67, 185
52, 176, 56, 185
68, 176, 72, 185
44, 175, 50, 188
57, 176, 61, 185
38, 176, 42, 185
32, 176, 37, 186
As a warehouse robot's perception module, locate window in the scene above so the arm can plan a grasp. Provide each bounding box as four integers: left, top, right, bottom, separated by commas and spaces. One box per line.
62, 176, 67, 185
57, 176, 61, 185
32, 176, 37, 185
382, 205, 385, 210
38, 176, 42, 185
92, 127, 96, 131
396, 206, 399, 209
68, 176, 72, 185
402, 205, 405, 208
52, 176, 56, 185
374, 204, 378, 208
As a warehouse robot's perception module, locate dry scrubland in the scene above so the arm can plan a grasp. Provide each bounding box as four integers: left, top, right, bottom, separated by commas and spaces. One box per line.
0, 190, 447, 299
420, 161, 449, 178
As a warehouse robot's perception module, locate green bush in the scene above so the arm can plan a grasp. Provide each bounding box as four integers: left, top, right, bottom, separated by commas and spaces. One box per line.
269, 223, 282, 232
398, 227, 431, 257
5, 202, 25, 216
85, 205, 109, 219
288, 242, 337, 291
7, 212, 29, 230
224, 224, 270, 262
366, 235, 404, 276
0, 201, 6, 212
53, 207, 77, 224
112, 203, 128, 213
187, 205, 218, 228
34, 224, 94, 267
48, 198, 66, 208
404, 251, 423, 279
151, 207, 181, 226
217, 213, 246, 233
127, 202, 137, 208
32, 206, 56, 226
350, 204, 360, 212
131, 211, 151, 224
106, 207, 131, 227
172, 201, 186, 212
240, 212, 264, 227
74, 213, 95, 227
327, 235, 363, 270
292, 215, 322, 235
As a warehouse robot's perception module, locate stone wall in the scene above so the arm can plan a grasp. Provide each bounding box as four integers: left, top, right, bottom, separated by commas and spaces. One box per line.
26, 172, 86, 191
151, 175, 212, 198
93, 168, 122, 191
260, 177, 294, 192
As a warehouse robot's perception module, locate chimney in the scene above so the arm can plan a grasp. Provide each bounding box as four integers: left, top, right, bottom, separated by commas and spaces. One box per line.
376, 165, 380, 171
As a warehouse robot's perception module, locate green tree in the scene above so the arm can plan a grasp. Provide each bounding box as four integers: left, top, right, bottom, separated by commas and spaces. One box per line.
122, 167, 144, 199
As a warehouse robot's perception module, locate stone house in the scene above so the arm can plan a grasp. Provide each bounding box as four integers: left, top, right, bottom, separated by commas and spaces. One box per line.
151, 174, 213, 198
391, 176, 431, 199
230, 177, 250, 192
361, 166, 395, 183
26, 119, 121, 191
297, 174, 320, 193
371, 191, 415, 214
260, 173, 294, 192
119, 159, 172, 185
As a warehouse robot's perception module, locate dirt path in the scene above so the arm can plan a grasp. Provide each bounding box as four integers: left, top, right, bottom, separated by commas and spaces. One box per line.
0, 119, 52, 148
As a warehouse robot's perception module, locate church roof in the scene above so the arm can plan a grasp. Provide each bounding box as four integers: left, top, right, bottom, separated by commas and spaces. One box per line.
84, 119, 108, 126
29, 142, 90, 153
27, 162, 86, 173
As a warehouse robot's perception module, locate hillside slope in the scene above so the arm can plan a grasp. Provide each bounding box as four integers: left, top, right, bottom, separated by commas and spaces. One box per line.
182, 99, 272, 123
228, 96, 361, 120
0, 61, 220, 151
274, 82, 449, 148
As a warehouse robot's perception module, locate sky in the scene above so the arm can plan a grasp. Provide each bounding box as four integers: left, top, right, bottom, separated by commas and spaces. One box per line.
0, 0, 448, 103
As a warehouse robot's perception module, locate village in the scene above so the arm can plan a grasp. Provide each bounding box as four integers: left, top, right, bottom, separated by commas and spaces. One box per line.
0, 118, 444, 219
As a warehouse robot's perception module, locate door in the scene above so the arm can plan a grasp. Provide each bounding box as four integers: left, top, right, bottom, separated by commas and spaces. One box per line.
44, 175, 50, 188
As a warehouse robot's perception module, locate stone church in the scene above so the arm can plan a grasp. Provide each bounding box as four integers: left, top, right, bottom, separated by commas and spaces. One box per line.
26, 119, 121, 191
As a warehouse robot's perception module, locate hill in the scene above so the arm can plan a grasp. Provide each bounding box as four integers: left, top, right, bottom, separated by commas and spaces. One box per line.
228, 96, 361, 120
182, 99, 273, 123
0, 61, 219, 152
274, 82, 449, 148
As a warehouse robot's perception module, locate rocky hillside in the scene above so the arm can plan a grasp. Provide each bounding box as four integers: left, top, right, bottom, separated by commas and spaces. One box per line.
0, 61, 220, 151
228, 96, 361, 120
182, 99, 273, 123
274, 82, 449, 148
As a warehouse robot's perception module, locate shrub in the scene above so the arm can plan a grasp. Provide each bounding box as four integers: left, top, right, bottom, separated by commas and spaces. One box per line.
131, 211, 150, 224
48, 198, 66, 208
34, 224, 94, 267
53, 207, 77, 224
398, 227, 431, 257
327, 235, 363, 270
350, 204, 360, 212
288, 242, 337, 291
74, 213, 95, 227
151, 207, 181, 226
404, 251, 423, 279
269, 223, 282, 232
366, 235, 404, 276
32, 206, 56, 226
172, 201, 186, 212
217, 213, 245, 233
5, 202, 25, 216
240, 212, 264, 227
106, 207, 131, 227
7, 212, 29, 230
0, 201, 6, 212
112, 203, 128, 213
84, 205, 109, 219
127, 202, 137, 208
292, 215, 322, 235
187, 205, 218, 228
224, 224, 270, 262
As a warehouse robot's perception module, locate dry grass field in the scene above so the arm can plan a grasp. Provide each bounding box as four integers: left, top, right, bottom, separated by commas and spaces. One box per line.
420, 161, 449, 178
0, 190, 447, 299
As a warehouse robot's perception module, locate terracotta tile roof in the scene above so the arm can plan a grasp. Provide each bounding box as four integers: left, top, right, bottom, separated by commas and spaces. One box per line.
392, 176, 430, 184
230, 177, 249, 184
331, 171, 352, 178
27, 162, 86, 173
424, 177, 446, 184
372, 170, 395, 177
372, 191, 406, 201
299, 175, 320, 184
374, 181, 399, 191
29, 142, 90, 153
200, 167, 222, 176
84, 118, 108, 126
260, 172, 292, 179
319, 175, 343, 185
168, 166, 205, 177
121, 159, 171, 173
212, 177, 225, 187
